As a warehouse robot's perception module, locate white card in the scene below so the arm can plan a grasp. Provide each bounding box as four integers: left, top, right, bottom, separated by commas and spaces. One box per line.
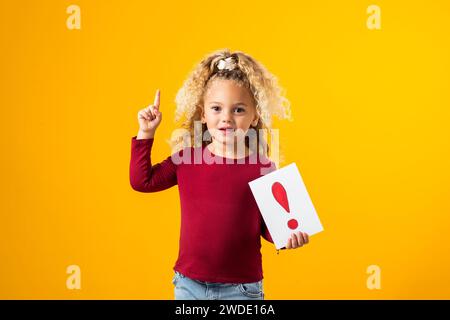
249, 162, 324, 249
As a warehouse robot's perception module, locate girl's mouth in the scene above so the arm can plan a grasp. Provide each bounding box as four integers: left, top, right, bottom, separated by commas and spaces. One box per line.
219, 128, 235, 135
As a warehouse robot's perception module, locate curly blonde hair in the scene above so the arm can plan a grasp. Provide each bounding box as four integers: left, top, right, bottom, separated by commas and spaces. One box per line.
169, 48, 292, 160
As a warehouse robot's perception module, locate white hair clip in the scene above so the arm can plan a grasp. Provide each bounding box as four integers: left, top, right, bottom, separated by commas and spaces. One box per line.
217, 57, 237, 71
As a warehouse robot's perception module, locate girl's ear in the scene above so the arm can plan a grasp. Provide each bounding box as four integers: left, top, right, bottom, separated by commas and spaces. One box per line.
251, 116, 259, 127
201, 109, 206, 124
200, 108, 206, 123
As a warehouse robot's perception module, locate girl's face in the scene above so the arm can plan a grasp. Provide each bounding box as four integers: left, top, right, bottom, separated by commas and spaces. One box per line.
201, 79, 259, 146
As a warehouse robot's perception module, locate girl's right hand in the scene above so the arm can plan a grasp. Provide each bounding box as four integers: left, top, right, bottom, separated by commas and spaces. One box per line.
137, 89, 162, 138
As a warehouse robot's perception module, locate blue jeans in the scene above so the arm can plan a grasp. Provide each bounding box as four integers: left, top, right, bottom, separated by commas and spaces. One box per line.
172, 271, 265, 300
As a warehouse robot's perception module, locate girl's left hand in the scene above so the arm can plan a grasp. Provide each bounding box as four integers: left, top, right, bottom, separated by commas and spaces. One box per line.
286, 231, 309, 249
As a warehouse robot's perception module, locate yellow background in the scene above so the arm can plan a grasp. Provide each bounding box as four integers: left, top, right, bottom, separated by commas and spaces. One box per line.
1, 0, 449, 299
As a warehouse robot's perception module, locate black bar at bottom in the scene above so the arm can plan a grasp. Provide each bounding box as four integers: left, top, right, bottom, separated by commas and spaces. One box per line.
0, 300, 448, 319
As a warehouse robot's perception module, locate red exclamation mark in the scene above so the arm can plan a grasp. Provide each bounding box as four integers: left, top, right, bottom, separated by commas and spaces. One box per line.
271, 182, 298, 230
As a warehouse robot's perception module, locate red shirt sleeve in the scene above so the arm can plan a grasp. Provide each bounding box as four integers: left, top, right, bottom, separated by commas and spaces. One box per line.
261, 220, 274, 243
129, 136, 178, 192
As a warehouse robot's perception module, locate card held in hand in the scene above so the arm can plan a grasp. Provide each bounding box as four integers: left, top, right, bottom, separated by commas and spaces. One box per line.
249, 162, 324, 249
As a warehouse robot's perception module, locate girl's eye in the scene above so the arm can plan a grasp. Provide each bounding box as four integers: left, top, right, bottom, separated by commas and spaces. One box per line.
210, 106, 244, 113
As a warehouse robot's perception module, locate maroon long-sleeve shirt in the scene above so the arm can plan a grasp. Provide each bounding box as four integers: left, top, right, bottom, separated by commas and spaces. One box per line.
129, 136, 276, 283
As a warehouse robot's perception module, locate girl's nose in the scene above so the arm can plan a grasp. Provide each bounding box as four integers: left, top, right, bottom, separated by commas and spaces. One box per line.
221, 110, 233, 123
221, 118, 233, 126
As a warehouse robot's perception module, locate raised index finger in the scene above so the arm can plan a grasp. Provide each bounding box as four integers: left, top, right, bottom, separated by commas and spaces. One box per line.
153, 89, 160, 109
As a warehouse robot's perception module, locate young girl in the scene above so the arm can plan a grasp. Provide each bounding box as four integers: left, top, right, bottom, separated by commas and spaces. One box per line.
129, 49, 310, 300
